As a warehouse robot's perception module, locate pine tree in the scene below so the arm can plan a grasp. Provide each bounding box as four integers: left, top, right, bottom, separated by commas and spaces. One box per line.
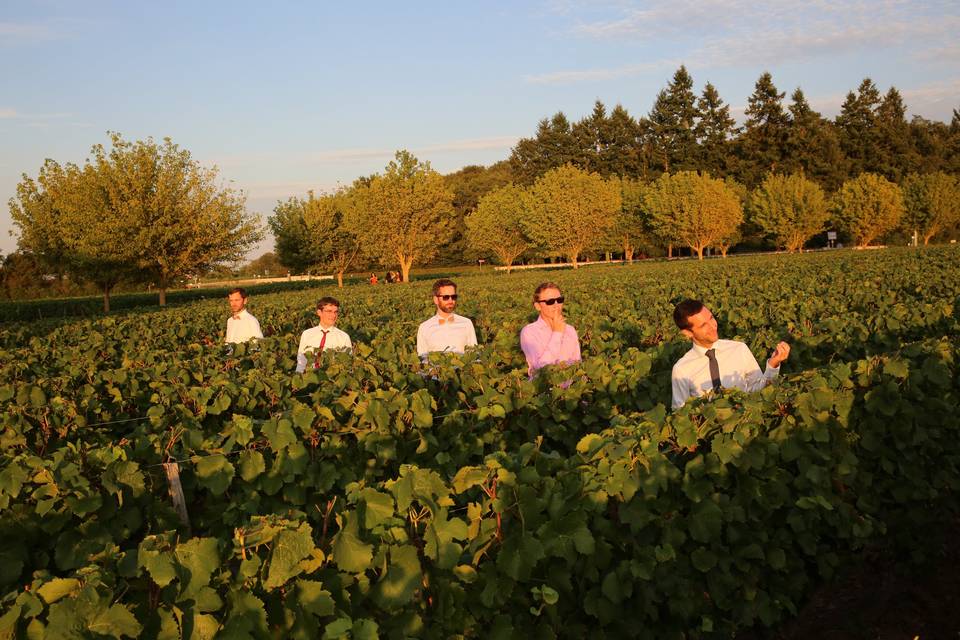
736, 72, 790, 187
509, 112, 581, 184
646, 65, 699, 174
693, 82, 735, 177
783, 88, 846, 190
875, 87, 911, 181
835, 78, 882, 177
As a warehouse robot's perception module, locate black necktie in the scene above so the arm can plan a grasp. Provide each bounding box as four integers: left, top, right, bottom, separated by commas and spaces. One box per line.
705, 348, 721, 391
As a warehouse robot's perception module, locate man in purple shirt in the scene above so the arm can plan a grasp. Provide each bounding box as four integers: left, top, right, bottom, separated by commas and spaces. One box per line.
520, 282, 581, 376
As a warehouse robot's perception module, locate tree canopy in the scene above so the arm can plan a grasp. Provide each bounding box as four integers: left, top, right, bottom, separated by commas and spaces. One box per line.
749, 173, 830, 253
833, 173, 905, 247
464, 183, 532, 272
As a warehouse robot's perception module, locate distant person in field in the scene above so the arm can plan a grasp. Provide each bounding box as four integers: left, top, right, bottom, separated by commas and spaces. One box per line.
369, 273, 379, 285
225, 287, 263, 344
520, 282, 581, 377
296, 297, 352, 373
416, 278, 478, 360
671, 299, 790, 409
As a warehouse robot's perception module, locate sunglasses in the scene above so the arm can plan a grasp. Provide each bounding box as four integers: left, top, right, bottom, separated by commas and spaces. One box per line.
537, 296, 564, 305
437, 294, 458, 301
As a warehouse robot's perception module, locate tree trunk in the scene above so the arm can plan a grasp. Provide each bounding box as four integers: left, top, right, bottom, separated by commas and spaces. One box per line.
625, 247, 634, 262
667, 244, 673, 259
696, 245, 704, 260
399, 255, 413, 283
102, 285, 111, 313
337, 271, 344, 288
569, 252, 579, 269
720, 246, 729, 258
923, 233, 933, 245
159, 287, 167, 306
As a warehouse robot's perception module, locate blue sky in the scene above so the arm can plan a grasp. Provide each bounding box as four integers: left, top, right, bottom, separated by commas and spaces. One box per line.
2, 0, 958, 259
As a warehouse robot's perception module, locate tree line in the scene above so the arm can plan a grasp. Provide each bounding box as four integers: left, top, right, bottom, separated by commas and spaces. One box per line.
6, 68, 960, 305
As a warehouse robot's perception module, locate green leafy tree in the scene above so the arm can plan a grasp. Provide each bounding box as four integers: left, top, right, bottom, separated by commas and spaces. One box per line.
875, 87, 912, 181
902, 172, 960, 245
735, 72, 790, 187
300, 190, 362, 287
87, 133, 262, 306
269, 197, 327, 274
442, 161, 513, 264
749, 173, 830, 253
644, 171, 743, 260
612, 177, 653, 261
10, 158, 135, 311
694, 82, 735, 177
833, 173, 905, 247
521, 164, 621, 267
343, 150, 454, 282
464, 184, 532, 272
646, 65, 699, 174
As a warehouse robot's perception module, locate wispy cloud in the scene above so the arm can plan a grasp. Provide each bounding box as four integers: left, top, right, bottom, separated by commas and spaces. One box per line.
0, 21, 58, 44
0, 108, 16, 119
213, 135, 521, 170
525, 60, 676, 85
533, 0, 960, 85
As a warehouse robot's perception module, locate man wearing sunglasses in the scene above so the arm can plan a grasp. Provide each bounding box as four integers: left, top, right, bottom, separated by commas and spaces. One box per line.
295, 297, 352, 373
416, 279, 478, 360
520, 281, 581, 376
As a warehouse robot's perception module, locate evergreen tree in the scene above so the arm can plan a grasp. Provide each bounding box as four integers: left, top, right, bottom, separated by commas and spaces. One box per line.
875, 87, 912, 181
605, 104, 644, 178
835, 78, 882, 176
509, 112, 581, 184
693, 82, 735, 177
573, 101, 613, 176
646, 65, 699, 174
736, 72, 790, 187
783, 88, 846, 190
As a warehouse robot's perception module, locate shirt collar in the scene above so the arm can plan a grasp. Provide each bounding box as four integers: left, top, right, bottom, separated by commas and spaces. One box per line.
690, 341, 714, 356
232, 309, 248, 320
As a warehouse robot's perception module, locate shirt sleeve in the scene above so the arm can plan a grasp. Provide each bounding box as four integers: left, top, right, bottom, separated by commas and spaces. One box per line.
739, 344, 768, 393
671, 368, 688, 409
250, 316, 263, 340
466, 320, 478, 348
416, 323, 427, 358
569, 326, 581, 362
295, 332, 308, 373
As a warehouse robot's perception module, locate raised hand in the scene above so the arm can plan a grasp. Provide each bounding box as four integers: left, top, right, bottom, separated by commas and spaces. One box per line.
768, 341, 791, 368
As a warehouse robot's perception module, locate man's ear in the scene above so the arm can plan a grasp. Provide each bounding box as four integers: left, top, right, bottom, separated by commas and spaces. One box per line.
680, 328, 693, 340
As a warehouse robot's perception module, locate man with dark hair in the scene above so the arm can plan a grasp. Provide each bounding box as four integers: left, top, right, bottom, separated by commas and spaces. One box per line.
416, 278, 477, 359
296, 297, 352, 373
225, 287, 263, 344
520, 281, 581, 376
671, 299, 790, 409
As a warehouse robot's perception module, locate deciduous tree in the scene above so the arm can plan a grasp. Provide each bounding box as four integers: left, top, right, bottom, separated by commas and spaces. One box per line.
749, 173, 829, 253
901, 171, 960, 245
521, 164, 621, 267
343, 150, 454, 282
464, 183, 532, 272
833, 173, 904, 248
644, 171, 743, 260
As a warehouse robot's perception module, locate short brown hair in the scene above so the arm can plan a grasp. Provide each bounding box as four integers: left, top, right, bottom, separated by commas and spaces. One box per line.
673, 299, 705, 331
533, 282, 561, 303
432, 278, 457, 296
227, 287, 248, 298
316, 296, 340, 311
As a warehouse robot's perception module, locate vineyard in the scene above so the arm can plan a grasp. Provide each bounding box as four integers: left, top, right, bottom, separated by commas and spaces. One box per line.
1, 247, 959, 639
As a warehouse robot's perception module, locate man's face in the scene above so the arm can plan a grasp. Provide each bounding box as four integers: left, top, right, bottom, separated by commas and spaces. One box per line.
316, 304, 340, 328
682, 306, 719, 348
534, 287, 564, 321
433, 286, 457, 315
228, 292, 246, 315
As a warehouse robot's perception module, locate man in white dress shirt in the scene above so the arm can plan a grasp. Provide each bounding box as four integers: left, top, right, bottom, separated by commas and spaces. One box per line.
225, 288, 263, 344
671, 299, 790, 409
296, 297, 352, 373
416, 279, 477, 360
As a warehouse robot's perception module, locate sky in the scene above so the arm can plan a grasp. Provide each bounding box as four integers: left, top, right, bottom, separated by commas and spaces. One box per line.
2, 0, 958, 259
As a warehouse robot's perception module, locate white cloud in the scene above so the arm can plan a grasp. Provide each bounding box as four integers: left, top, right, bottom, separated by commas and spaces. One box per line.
0, 108, 16, 118
0, 21, 57, 44
525, 60, 676, 85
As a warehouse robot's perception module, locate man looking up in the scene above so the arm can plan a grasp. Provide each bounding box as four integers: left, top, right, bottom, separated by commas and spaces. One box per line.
416, 279, 477, 360
671, 299, 790, 409
296, 297, 352, 373
225, 287, 263, 344
520, 282, 581, 377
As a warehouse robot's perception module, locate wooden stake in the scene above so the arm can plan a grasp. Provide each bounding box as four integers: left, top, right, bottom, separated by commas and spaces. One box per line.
163, 462, 191, 531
